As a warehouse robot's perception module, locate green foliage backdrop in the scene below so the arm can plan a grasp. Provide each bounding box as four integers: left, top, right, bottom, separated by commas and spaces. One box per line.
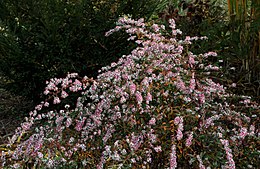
0, 0, 160, 104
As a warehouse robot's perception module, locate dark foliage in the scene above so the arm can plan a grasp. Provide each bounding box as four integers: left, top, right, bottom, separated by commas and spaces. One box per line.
0, 0, 159, 106
157, 0, 260, 98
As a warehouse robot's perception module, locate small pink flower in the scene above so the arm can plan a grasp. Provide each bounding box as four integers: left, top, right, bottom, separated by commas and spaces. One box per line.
120, 96, 127, 104
176, 45, 183, 52
176, 78, 186, 91
152, 24, 160, 32
174, 116, 182, 125
55, 116, 64, 125
189, 78, 196, 91
204, 51, 217, 57
185, 132, 193, 147
129, 83, 136, 95
244, 99, 250, 104
149, 118, 156, 125
129, 133, 143, 151
37, 152, 43, 159
220, 139, 236, 169
135, 91, 143, 105
176, 128, 183, 140
43, 90, 49, 95
146, 92, 152, 104
169, 19, 176, 29
61, 90, 68, 98
53, 97, 61, 104
185, 36, 191, 41
196, 155, 206, 169
154, 146, 162, 152
188, 56, 195, 66
198, 93, 205, 104
35, 104, 42, 111
75, 118, 86, 132
249, 125, 255, 136
21, 122, 32, 131
66, 117, 72, 128
239, 127, 248, 139
208, 52, 217, 56
44, 102, 49, 107
169, 144, 177, 169
146, 68, 153, 74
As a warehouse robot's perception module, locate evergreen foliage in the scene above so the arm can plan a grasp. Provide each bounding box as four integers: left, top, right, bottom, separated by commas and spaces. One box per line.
0, 0, 159, 103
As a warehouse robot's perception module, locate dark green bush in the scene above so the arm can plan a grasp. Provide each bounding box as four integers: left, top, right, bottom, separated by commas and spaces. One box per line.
157, 0, 260, 98
0, 0, 160, 105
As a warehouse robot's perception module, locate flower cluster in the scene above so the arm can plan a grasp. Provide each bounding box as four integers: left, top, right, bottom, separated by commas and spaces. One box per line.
0, 16, 259, 168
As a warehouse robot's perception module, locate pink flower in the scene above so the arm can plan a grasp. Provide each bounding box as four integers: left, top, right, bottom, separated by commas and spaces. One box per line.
129, 83, 136, 95
176, 45, 183, 52
176, 78, 186, 91
231, 83, 236, 87
188, 56, 195, 66
243, 99, 250, 104
185, 36, 191, 41
21, 122, 32, 131
135, 91, 143, 105
204, 52, 217, 57
189, 78, 196, 91
169, 19, 176, 29
69, 79, 82, 92
103, 126, 115, 143
152, 24, 160, 32
55, 116, 64, 125
61, 90, 68, 98
37, 152, 43, 159
66, 117, 72, 128
75, 118, 86, 131
146, 68, 153, 74
239, 127, 248, 139
208, 52, 217, 56
147, 132, 157, 143
220, 139, 236, 169
205, 117, 213, 128
185, 132, 193, 147
154, 146, 162, 152
149, 117, 156, 125
120, 96, 127, 104
146, 92, 152, 104
129, 133, 143, 151
169, 144, 177, 169
53, 97, 61, 104
35, 104, 42, 111
43, 89, 49, 95
198, 93, 205, 104
174, 116, 183, 140
44, 102, 49, 107
174, 116, 183, 125
196, 155, 206, 169
176, 128, 183, 141
141, 78, 149, 88
249, 125, 255, 136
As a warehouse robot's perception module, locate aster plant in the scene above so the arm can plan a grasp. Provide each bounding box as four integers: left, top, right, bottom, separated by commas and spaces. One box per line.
0, 16, 259, 169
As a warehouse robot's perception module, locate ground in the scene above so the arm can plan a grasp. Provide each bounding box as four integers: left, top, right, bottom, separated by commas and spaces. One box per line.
0, 84, 33, 145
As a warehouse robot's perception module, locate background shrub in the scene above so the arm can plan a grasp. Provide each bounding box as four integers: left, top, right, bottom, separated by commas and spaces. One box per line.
157, 0, 260, 98
0, 0, 160, 106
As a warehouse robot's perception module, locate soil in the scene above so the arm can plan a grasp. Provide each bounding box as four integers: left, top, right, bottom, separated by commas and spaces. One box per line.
0, 87, 33, 145
0, 114, 25, 145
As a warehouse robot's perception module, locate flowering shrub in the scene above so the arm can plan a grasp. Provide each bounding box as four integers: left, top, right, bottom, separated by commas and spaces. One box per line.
0, 16, 259, 169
